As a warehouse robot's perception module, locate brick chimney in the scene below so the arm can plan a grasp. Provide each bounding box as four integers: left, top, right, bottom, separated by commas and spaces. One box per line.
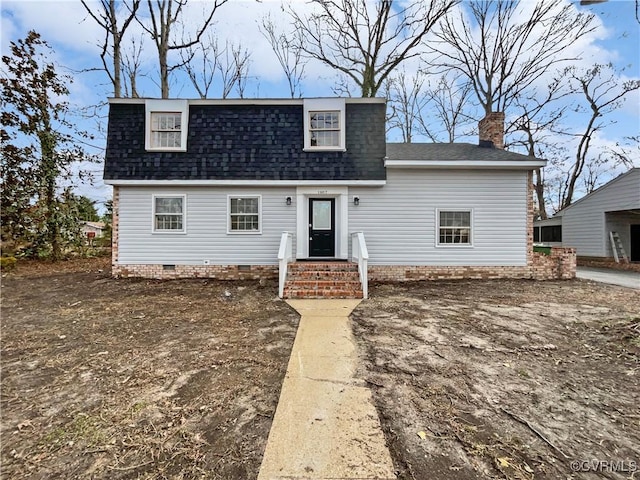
478, 112, 505, 149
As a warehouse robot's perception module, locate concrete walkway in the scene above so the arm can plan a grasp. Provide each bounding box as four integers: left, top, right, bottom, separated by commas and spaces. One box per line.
576, 267, 640, 289
258, 300, 396, 480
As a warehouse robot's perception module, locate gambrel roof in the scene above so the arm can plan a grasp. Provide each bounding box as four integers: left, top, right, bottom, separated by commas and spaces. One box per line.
104, 99, 387, 182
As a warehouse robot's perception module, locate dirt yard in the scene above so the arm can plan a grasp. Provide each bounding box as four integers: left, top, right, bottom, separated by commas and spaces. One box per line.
3, 259, 639, 480
1, 257, 299, 479
352, 280, 640, 480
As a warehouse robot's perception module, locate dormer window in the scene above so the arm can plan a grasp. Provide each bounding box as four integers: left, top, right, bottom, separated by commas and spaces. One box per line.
303, 98, 346, 151
150, 112, 182, 148
310, 111, 340, 147
145, 99, 188, 151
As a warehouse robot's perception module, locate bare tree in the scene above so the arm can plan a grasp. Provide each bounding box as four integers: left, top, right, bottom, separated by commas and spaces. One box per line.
211, 40, 251, 99
580, 0, 640, 24
608, 135, 640, 169
80, 0, 141, 98
560, 63, 640, 208
179, 34, 251, 99
180, 32, 220, 98
289, 0, 458, 97
507, 78, 571, 218
230, 43, 251, 99
260, 14, 306, 98
137, 0, 228, 98
386, 69, 427, 142
122, 34, 145, 98
387, 70, 475, 143
418, 75, 475, 143
430, 0, 596, 115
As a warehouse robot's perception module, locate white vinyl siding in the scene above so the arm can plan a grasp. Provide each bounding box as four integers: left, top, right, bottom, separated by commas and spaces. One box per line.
349, 169, 528, 266
561, 169, 640, 257
118, 187, 296, 265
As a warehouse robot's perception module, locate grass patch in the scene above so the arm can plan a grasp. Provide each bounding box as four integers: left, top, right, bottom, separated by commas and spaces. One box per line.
43, 414, 107, 448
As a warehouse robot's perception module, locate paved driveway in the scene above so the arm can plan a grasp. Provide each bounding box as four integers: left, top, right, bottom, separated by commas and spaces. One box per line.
576, 267, 640, 289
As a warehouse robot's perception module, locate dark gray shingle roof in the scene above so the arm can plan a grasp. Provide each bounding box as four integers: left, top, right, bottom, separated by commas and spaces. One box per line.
104, 102, 386, 181
386, 142, 543, 162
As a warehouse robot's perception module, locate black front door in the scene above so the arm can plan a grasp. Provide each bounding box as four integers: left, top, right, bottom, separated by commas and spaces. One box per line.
631, 224, 640, 262
309, 198, 335, 257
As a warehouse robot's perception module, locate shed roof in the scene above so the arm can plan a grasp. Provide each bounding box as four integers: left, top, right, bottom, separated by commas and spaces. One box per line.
386, 143, 545, 167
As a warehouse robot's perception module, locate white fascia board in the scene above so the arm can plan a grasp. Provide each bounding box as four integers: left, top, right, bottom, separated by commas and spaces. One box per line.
384, 159, 546, 169
108, 97, 386, 105
533, 217, 563, 226
104, 179, 386, 186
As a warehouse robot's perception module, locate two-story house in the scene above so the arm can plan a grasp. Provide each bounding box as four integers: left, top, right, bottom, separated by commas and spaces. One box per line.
104, 97, 575, 298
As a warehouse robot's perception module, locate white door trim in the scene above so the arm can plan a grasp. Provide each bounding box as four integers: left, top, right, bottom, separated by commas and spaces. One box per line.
296, 186, 348, 259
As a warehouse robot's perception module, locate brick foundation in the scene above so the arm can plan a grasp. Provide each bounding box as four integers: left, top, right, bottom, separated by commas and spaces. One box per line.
577, 256, 640, 272
111, 186, 120, 272
368, 247, 576, 282
112, 248, 575, 281
112, 263, 278, 280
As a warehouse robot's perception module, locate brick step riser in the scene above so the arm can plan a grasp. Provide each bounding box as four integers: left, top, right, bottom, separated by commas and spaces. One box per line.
287, 272, 361, 280
284, 262, 363, 298
283, 290, 364, 299
287, 277, 360, 285
285, 285, 362, 292
288, 264, 358, 273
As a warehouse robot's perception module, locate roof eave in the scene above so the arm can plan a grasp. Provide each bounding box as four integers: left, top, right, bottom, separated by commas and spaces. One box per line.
104, 179, 387, 186
107, 97, 386, 105
384, 159, 547, 169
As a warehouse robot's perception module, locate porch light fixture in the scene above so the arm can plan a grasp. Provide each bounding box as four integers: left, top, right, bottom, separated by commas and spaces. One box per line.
353, 196, 360, 206
286, 196, 292, 206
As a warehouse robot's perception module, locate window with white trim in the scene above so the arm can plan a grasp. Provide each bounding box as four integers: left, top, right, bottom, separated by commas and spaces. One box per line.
309, 111, 340, 147
150, 112, 182, 148
438, 210, 471, 245
229, 196, 261, 233
303, 98, 346, 150
145, 99, 188, 151
153, 195, 185, 233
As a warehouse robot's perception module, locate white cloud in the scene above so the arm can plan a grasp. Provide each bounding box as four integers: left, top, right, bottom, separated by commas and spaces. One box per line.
2, 0, 638, 209
2, 1, 104, 55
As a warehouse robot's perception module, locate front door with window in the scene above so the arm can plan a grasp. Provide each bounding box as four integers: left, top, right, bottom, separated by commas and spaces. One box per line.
309, 198, 335, 257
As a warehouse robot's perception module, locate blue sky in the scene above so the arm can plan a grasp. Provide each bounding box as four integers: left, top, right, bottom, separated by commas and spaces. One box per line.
1, 0, 639, 211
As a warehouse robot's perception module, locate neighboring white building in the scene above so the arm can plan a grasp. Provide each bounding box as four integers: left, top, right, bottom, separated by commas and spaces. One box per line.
533, 217, 563, 247
535, 168, 640, 262
81, 221, 106, 238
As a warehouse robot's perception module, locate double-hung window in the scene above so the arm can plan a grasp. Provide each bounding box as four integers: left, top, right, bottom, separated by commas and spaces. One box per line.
438, 210, 472, 245
309, 111, 340, 147
228, 196, 261, 233
150, 112, 182, 149
145, 99, 188, 151
303, 98, 346, 151
153, 195, 185, 233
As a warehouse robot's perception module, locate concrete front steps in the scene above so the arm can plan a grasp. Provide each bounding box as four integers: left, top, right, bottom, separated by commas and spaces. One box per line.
283, 261, 364, 299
